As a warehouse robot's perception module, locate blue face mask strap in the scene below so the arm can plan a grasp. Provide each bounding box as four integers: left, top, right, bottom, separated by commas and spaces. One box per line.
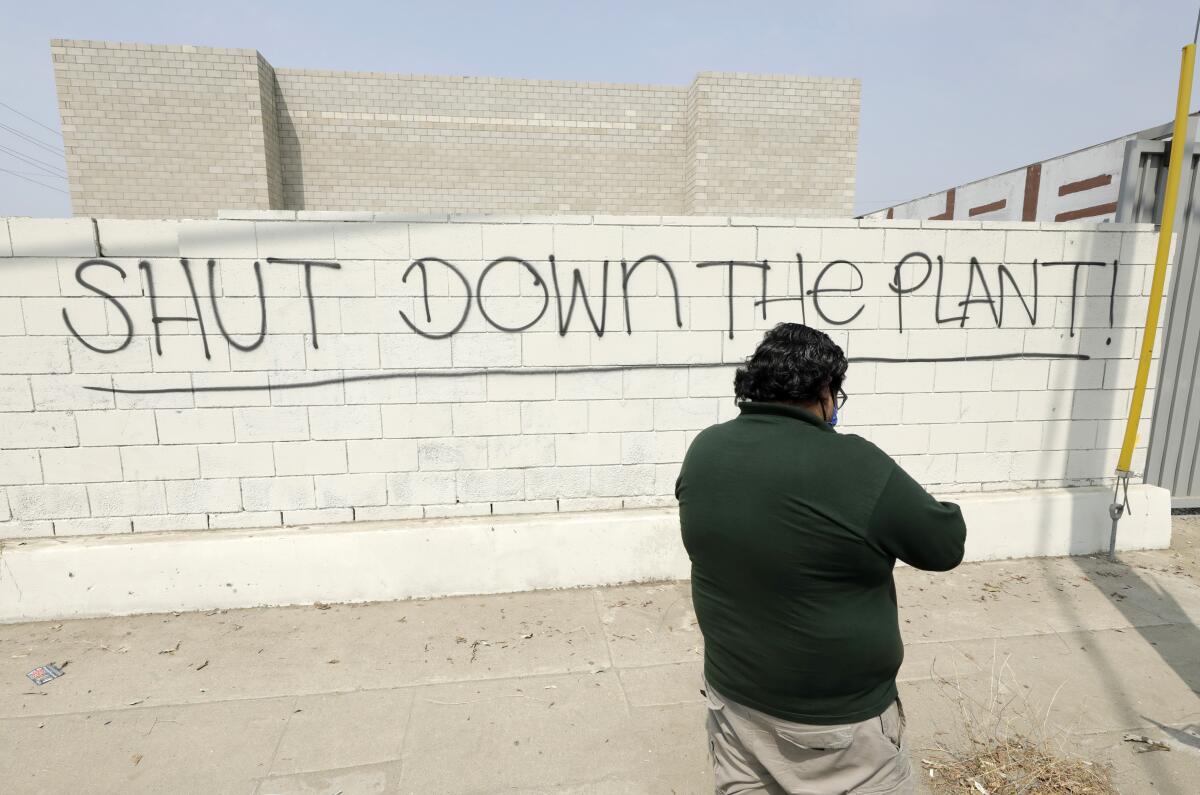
829, 403, 838, 427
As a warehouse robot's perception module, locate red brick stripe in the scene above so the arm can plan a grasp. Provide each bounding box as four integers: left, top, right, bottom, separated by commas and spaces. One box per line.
1058, 173, 1112, 197
1054, 202, 1118, 222
968, 198, 1007, 217
930, 188, 956, 220
1022, 164, 1041, 221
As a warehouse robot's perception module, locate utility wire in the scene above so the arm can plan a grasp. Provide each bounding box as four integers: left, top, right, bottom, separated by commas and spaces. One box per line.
0, 101, 62, 139
0, 139, 67, 171
2, 169, 65, 179
0, 121, 63, 156
0, 166, 68, 194
0, 143, 67, 178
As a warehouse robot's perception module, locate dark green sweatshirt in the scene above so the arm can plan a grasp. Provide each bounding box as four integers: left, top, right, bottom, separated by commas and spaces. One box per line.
676, 401, 966, 725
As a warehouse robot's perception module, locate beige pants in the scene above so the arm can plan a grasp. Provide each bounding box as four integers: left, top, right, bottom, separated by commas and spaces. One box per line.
703, 677, 914, 795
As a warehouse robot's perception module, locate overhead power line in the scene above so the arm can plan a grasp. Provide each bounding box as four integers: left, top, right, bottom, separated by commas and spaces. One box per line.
0, 121, 63, 157
2, 169, 65, 179
0, 143, 67, 178
0, 166, 68, 194
0, 100, 62, 139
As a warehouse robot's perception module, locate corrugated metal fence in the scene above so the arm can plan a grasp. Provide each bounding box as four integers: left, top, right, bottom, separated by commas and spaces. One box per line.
1118, 128, 1200, 506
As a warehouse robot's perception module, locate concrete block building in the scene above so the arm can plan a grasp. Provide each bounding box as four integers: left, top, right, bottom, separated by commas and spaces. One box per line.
50, 40, 860, 219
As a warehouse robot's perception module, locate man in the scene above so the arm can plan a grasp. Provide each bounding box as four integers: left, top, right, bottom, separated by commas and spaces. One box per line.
676, 323, 967, 794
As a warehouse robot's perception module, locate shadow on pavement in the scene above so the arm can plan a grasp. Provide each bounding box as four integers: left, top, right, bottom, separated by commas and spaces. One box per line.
1142, 715, 1200, 751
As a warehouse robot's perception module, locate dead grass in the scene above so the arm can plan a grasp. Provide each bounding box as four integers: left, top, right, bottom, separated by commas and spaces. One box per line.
921, 649, 1117, 795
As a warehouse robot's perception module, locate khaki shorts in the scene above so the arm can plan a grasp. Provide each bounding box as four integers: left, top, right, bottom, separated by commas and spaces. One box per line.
703, 676, 914, 795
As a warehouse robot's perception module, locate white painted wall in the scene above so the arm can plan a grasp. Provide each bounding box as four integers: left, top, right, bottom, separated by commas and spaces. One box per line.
955, 169, 1026, 222
0, 214, 1163, 545
1037, 139, 1125, 220
864, 136, 1127, 223
878, 193, 950, 222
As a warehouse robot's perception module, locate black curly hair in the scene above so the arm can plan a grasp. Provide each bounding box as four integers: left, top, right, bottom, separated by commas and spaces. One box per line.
733, 323, 847, 405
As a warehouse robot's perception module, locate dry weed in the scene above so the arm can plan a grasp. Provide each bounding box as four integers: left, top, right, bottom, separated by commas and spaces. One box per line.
921, 648, 1116, 794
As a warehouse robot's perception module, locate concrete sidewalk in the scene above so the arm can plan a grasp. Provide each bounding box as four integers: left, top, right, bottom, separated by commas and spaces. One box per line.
2, 520, 1199, 795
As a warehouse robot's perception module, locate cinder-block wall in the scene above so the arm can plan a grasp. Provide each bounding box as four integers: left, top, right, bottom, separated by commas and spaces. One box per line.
256, 53, 285, 211
52, 40, 278, 219
0, 215, 1159, 540
273, 70, 689, 215
51, 40, 860, 218
685, 73, 858, 215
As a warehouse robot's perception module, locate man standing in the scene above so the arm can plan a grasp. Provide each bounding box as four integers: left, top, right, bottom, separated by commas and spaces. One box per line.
676, 323, 967, 794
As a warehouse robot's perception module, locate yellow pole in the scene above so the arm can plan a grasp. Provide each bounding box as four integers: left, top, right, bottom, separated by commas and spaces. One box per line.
1116, 43, 1196, 475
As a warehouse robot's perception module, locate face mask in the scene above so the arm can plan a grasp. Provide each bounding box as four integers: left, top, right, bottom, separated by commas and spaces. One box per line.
829, 403, 839, 428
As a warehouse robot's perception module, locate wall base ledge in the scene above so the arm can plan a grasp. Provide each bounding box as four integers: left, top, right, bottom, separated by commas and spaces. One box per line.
0, 485, 1171, 623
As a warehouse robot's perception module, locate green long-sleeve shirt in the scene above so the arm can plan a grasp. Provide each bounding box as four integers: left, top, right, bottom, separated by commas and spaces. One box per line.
676, 401, 967, 725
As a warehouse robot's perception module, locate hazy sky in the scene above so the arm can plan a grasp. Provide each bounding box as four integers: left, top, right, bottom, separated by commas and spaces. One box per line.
2, 0, 1197, 218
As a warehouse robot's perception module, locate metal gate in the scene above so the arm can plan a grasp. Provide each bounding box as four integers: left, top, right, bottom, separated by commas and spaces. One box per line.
1116, 121, 1200, 506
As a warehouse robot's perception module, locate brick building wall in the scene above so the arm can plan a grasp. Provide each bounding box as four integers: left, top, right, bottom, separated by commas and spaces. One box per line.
52, 40, 278, 219
685, 73, 859, 215
273, 70, 689, 215
257, 53, 285, 211
51, 40, 860, 218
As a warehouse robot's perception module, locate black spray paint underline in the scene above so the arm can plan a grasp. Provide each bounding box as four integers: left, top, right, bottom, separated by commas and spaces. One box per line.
82, 352, 1090, 396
